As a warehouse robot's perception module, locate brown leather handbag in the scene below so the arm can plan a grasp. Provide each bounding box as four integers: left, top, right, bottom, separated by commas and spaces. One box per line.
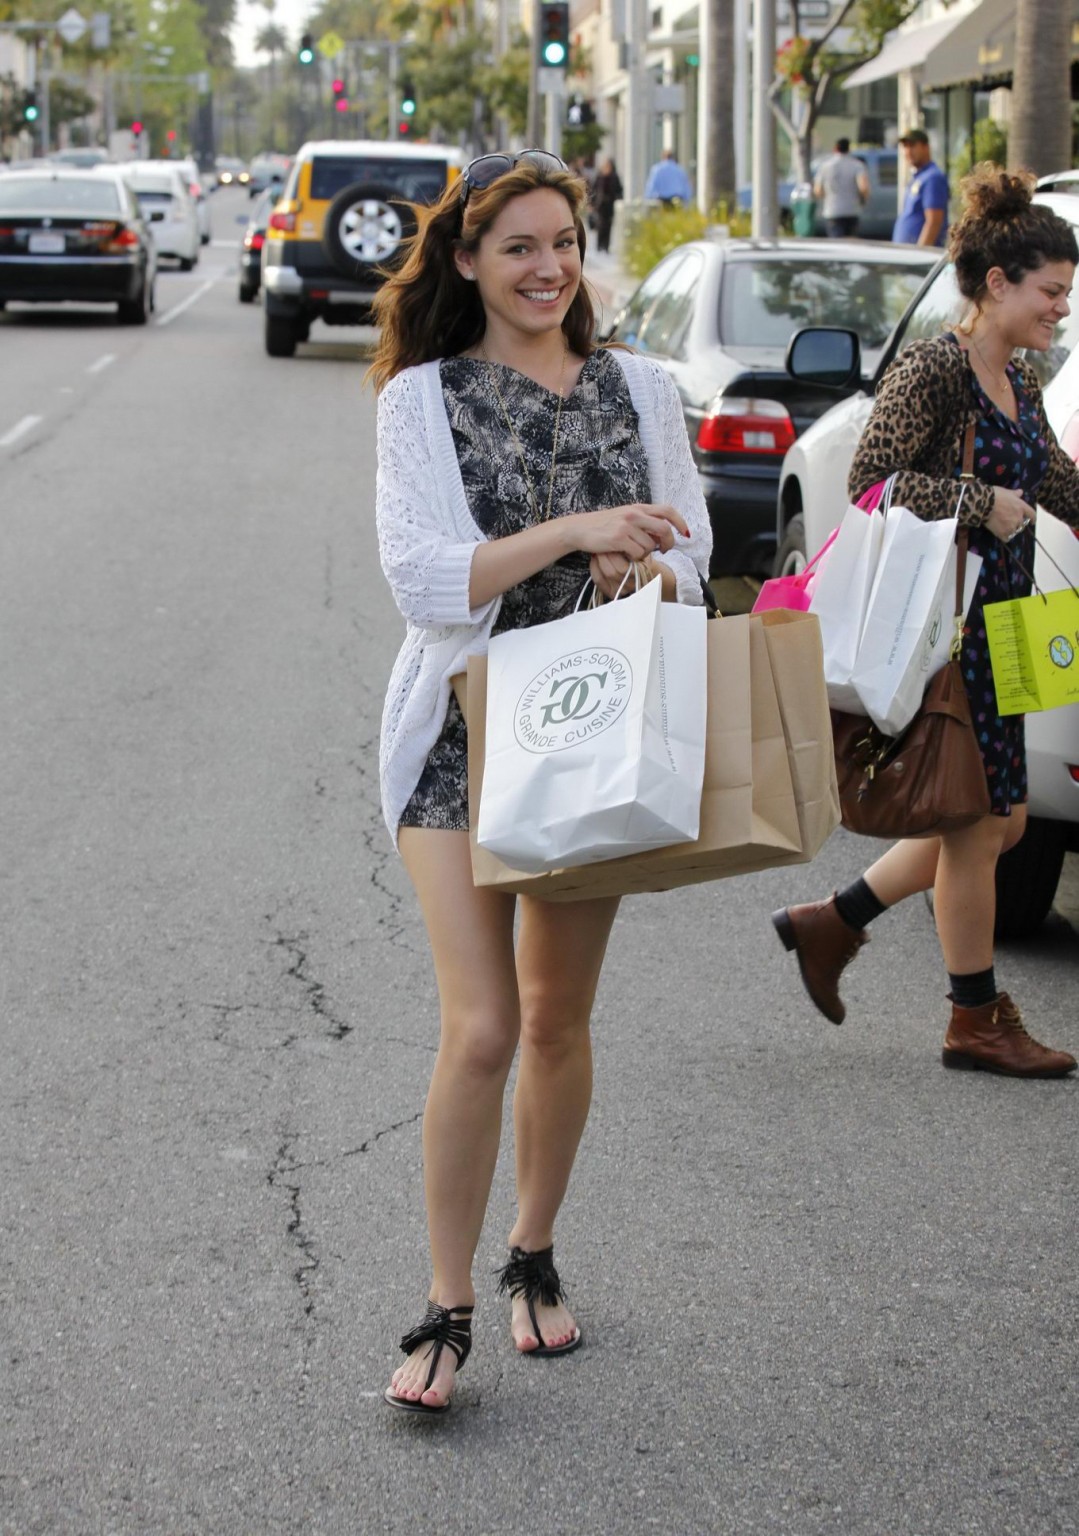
832, 465, 992, 839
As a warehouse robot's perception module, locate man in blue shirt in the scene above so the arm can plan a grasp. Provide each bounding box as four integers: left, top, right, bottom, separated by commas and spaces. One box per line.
893, 128, 948, 246
645, 149, 693, 205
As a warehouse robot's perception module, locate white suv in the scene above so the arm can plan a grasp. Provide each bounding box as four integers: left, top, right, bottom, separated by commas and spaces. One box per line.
775, 189, 1079, 938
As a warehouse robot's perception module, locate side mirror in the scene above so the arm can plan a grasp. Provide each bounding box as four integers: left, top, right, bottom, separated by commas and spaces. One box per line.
785, 326, 861, 388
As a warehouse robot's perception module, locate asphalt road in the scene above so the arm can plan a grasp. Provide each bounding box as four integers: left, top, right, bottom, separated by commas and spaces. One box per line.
2, 188, 1077, 1536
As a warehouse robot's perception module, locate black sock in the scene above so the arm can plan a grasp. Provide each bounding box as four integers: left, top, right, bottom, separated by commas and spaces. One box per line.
834, 877, 887, 932
949, 967, 998, 1009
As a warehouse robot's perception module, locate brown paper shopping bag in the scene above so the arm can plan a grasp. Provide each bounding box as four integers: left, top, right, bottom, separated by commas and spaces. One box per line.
464, 612, 815, 900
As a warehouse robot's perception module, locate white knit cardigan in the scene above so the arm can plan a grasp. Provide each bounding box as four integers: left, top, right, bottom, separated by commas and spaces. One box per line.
375, 349, 713, 844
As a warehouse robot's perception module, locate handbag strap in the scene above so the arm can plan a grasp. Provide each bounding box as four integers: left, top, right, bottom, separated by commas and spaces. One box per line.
950, 422, 976, 656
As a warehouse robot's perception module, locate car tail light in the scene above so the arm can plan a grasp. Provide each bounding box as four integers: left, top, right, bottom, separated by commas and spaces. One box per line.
189, 181, 202, 198
309, 289, 329, 299
1069, 765, 1079, 784
100, 224, 140, 252
244, 231, 265, 250
268, 210, 296, 233
697, 398, 797, 455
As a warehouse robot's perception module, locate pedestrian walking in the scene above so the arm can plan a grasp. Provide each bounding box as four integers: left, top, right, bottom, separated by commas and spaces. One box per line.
645, 148, 692, 206
813, 138, 869, 238
591, 156, 623, 253
368, 149, 711, 1414
893, 127, 949, 247
774, 165, 1079, 1078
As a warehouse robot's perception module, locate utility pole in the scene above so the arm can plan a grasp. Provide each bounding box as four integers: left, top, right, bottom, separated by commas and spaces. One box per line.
625, 0, 650, 200
751, 0, 777, 236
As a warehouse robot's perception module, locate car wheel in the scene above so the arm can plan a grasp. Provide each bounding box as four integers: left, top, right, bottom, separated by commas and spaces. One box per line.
201, 233, 210, 246
323, 181, 417, 281
295, 318, 311, 342
773, 512, 807, 579
994, 816, 1068, 940
239, 283, 257, 304
265, 313, 298, 357
117, 279, 150, 325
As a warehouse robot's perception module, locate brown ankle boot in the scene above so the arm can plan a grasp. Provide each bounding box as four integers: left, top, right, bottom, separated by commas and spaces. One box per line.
772, 895, 868, 1025
942, 993, 1077, 1078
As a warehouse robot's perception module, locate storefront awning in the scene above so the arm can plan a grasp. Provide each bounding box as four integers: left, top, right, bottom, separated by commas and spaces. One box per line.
843, 9, 969, 89
922, 0, 1079, 88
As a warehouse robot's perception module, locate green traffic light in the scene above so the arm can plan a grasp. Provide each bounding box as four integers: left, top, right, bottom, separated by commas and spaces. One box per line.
24, 105, 39, 121
299, 47, 313, 63
401, 98, 415, 115
541, 40, 567, 66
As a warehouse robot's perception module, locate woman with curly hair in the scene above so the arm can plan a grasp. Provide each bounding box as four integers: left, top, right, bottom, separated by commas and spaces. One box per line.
369, 151, 711, 1413
774, 164, 1079, 1078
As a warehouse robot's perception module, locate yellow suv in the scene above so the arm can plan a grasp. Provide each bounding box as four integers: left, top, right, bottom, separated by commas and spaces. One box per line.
261, 138, 463, 356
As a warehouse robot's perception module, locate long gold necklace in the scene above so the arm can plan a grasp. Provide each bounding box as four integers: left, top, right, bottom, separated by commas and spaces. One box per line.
967, 330, 1013, 397
481, 342, 567, 524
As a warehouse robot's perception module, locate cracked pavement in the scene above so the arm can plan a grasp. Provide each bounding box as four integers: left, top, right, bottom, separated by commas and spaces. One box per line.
3, 265, 1078, 1536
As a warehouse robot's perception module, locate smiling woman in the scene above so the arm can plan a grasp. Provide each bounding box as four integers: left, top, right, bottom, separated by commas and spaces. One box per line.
366, 152, 711, 1416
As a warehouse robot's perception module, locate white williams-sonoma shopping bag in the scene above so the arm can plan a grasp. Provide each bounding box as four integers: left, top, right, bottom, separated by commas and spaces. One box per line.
476, 576, 708, 873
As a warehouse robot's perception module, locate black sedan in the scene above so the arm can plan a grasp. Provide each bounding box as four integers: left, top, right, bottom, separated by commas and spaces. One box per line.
0, 168, 156, 323
605, 237, 936, 576
238, 186, 279, 303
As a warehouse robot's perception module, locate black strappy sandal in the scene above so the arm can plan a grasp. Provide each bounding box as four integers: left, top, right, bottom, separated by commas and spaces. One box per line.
383, 1301, 474, 1415
496, 1245, 582, 1357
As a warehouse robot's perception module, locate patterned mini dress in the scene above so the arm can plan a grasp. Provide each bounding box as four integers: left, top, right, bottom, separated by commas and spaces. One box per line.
946, 334, 1050, 816
398, 348, 652, 832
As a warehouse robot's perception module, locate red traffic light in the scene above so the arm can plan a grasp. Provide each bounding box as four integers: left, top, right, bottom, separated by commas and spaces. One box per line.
166, 129, 177, 141
332, 78, 345, 94
335, 97, 349, 113
398, 119, 411, 136
131, 120, 143, 135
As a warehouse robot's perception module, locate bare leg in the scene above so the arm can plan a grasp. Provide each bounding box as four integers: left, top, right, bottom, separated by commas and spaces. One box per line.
861, 836, 942, 907
505, 893, 620, 1352
389, 828, 519, 1408
934, 807, 1025, 973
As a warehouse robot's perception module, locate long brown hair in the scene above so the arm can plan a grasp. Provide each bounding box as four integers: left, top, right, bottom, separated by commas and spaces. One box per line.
367, 160, 597, 391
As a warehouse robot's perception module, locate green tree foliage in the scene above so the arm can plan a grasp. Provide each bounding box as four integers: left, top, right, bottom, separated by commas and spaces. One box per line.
951, 118, 1008, 183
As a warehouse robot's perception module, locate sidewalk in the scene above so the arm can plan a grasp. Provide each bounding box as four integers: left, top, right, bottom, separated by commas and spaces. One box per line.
583, 247, 636, 331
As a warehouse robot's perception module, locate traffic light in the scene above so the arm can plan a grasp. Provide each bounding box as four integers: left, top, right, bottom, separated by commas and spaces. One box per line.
131, 119, 143, 138
400, 79, 416, 116
332, 77, 348, 113
23, 89, 39, 123
298, 32, 315, 64
398, 118, 411, 137
539, 1, 570, 68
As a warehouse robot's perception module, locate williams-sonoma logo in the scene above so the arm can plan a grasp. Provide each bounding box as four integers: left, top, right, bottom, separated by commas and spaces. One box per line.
514, 648, 632, 753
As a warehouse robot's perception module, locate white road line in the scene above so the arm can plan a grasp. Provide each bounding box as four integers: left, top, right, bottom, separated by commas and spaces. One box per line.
0, 414, 42, 449
87, 352, 116, 375
155, 277, 217, 328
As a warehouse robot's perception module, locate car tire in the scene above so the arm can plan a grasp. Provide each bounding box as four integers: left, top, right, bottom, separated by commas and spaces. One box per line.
773, 512, 807, 579
265, 313, 298, 357
201, 233, 210, 246
322, 181, 416, 281
239, 282, 257, 304
994, 815, 1067, 940
117, 279, 150, 325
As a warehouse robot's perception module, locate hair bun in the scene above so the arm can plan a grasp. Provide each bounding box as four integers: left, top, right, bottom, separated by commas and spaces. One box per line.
960, 162, 1035, 222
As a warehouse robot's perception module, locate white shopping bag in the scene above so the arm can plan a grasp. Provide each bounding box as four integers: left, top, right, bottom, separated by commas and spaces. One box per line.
476, 577, 708, 873
850, 505, 982, 736
808, 496, 888, 714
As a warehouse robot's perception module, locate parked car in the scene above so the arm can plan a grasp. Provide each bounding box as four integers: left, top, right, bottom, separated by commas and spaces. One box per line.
121, 165, 199, 269
261, 138, 464, 357
0, 167, 156, 322
215, 155, 250, 187
604, 236, 935, 575
775, 188, 1079, 936
238, 186, 277, 302
738, 148, 901, 242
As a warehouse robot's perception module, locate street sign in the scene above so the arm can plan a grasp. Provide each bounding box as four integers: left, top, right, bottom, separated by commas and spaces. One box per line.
318, 30, 344, 60
56, 7, 88, 44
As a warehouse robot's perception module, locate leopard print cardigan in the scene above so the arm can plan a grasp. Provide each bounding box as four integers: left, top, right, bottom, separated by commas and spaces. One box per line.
848, 335, 1079, 529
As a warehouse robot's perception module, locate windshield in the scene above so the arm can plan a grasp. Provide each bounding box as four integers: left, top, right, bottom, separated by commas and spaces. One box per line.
721, 258, 929, 351
0, 176, 121, 212
896, 260, 1079, 388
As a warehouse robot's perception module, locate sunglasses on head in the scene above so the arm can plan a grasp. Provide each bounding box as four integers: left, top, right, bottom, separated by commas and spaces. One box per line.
458, 149, 568, 207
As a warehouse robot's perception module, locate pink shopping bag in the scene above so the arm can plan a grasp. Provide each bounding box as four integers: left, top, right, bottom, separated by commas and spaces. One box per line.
752, 527, 840, 614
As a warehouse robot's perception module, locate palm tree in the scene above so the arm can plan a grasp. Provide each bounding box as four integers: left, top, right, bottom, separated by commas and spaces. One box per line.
1009, 0, 1070, 175
254, 15, 289, 148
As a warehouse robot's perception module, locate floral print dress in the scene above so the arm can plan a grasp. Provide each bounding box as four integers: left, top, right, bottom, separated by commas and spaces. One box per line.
398, 349, 652, 832
947, 335, 1050, 816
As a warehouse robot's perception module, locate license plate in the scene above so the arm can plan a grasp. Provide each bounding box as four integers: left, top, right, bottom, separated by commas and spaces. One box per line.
29, 233, 65, 254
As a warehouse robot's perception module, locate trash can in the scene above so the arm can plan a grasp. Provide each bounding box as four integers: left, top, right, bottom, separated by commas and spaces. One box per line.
790, 183, 817, 237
